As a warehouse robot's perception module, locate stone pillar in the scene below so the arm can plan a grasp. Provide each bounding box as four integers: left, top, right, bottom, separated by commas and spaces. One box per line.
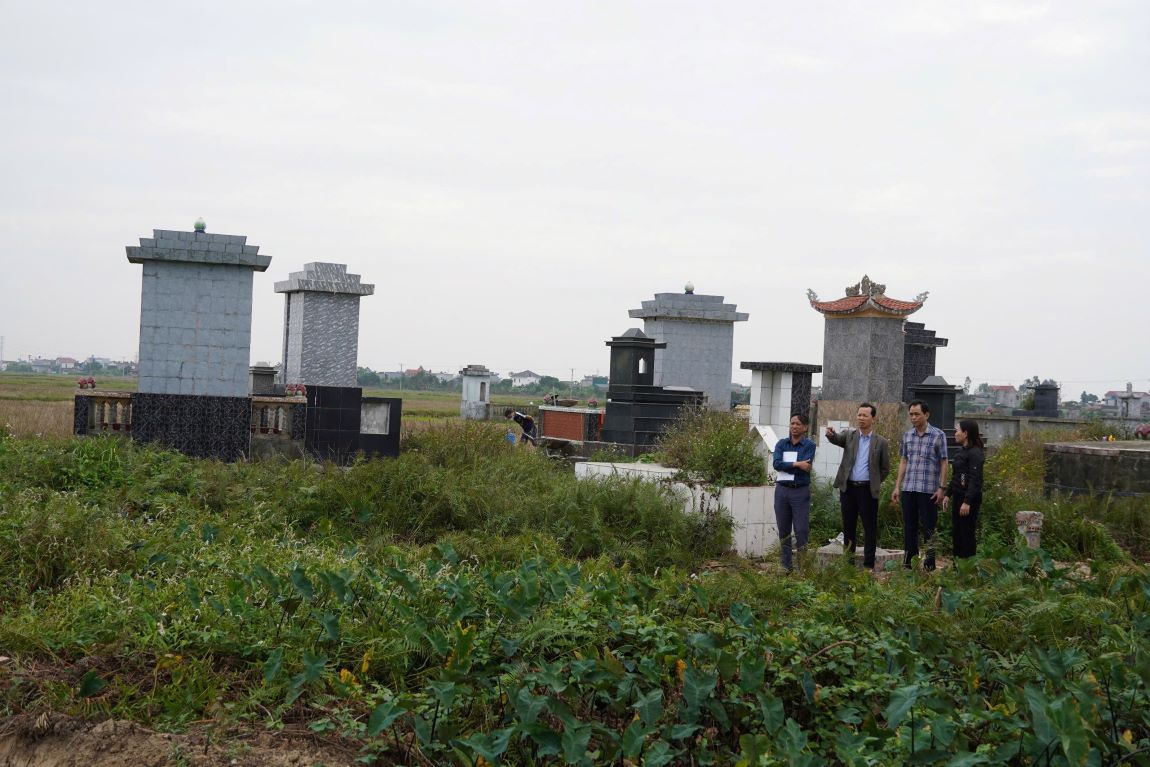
740, 361, 822, 482
128, 227, 271, 396
741, 362, 821, 430
1033, 383, 1060, 418
249, 365, 278, 396
125, 223, 272, 460
275, 263, 374, 387
460, 364, 497, 420
909, 375, 962, 457
628, 289, 748, 410
902, 322, 948, 404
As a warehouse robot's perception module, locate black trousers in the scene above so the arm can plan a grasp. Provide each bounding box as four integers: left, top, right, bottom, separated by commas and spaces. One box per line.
951, 493, 980, 559
901, 491, 938, 570
841, 483, 879, 568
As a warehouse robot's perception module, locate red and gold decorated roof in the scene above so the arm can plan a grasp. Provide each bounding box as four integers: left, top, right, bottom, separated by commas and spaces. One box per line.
807, 275, 926, 318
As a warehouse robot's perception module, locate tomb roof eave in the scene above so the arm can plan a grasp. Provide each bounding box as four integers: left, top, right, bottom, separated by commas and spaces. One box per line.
126, 246, 272, 272
740, 361, 823, 373
810, 294, 922, 316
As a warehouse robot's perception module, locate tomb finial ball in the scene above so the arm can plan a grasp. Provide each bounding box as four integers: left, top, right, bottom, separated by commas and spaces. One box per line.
194, 217, 206, 232
684, 282, 694, 294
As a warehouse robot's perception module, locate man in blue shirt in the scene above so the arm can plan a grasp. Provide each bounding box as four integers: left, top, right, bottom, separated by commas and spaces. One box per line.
773, 413, 817, 572
891, 400, 949, 570
825, 402, 892, 570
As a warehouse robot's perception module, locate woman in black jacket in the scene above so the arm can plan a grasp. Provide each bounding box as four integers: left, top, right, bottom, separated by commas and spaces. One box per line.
945, 419, 985, 559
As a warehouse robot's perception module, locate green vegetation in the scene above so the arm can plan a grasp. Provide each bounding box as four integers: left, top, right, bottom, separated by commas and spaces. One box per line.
1, 423, 1149, 765
657, 408, 769, 487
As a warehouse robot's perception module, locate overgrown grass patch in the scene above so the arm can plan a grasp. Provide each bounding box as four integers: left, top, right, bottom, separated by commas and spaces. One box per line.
2, 429, 1149, 764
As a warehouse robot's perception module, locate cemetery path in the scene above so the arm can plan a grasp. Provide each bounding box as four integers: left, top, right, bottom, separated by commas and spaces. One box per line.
0, 713, 364, 767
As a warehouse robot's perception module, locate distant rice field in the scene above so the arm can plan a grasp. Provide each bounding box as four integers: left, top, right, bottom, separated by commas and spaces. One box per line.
0, 374, 548, 437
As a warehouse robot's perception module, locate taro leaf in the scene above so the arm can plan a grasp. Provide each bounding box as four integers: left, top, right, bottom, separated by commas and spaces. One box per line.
428, 679, 459, 711
522, 723, 562, 758
546, 695, 578, 729
836, 707, 863, 725
643, 739, 676, 767
383, 565, 420, 595
537, 662, 569, 694
801, 672, 817, 704
366, 699, 404, 737
717, 650, 738, 681
706, 698, 731, 730
755, 692, 786, 735
78, 670, 107, 698
560, 723, 592, 765
1048, 697, 1090, 767
739, 652, 765, 693
411, 713, 434, 746
263, 646, 284, 683
620, 720, 647, 758
739, 733, 771, 764
945, 752, 990, 767
1024, 685, 1056, 745
498, 636, 521, 658
834, 730, 871, 760
633, 688, 664, 726
885, 684, 924, 727
729, 602, 754, 627
456, 727, 514, 763
940, 589, 963, 614
908, 750, 949, 764
289, 566, 314, 601
321, 612, 340, 644
436, 541, 461, 566
300, 651, 328, 684
779, 718, 809, 753
319, 569, 349, 603
185, 578, 201, 608
682, 666, 718, 716
200, 523, 219, 543
670, 723, 701, 741
514, 687, 548, 726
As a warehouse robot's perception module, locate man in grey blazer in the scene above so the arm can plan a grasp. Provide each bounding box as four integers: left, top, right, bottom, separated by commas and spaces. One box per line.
824, 403, 892, 569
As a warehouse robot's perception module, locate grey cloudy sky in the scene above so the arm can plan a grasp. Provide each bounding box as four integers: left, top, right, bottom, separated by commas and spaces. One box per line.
2, 1, 1147, 396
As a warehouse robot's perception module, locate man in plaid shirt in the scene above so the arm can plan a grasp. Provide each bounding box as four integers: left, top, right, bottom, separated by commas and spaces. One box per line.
891, 400, 949, 570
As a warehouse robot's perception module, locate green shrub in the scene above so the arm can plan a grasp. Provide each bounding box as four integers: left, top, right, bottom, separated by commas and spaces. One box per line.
657, 407, 767, 486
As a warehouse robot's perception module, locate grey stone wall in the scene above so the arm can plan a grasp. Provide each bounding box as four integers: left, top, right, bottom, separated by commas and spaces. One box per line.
137, 262, 256, 397
129, 228, 269, 398
283, 292, 362, 386
276, 263, 373, 388
902, 321, 948, 403
821, 316, 905, 403
629, 293, 748, 410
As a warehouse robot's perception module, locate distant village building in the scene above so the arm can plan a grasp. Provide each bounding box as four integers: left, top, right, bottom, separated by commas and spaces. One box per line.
510, 370, 542, 387
989, 385, 1021, 408
1105, 388, 1150, 418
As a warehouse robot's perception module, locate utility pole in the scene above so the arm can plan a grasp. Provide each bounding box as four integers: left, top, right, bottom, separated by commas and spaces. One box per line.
399, 363, 403, 390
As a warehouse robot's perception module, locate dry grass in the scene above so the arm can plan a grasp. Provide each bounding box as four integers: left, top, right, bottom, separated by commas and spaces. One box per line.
0, 400, 72, 437
0, 373, 136, 438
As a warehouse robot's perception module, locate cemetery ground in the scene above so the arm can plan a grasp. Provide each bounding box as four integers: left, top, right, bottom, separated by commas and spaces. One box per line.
1, 385, 1149, 764
0, 373, 541, 438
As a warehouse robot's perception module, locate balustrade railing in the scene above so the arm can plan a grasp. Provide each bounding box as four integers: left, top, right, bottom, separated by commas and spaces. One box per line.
251, 396, 302, 438
83, 391, 133, 434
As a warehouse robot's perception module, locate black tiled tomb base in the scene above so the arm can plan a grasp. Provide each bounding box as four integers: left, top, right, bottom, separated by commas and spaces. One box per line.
305, 385, 364, 462
790, 373, 813, 421
358, 397, 402, 458
290, 403, 306, 440
73, 395, 90, 435
132, 393, 252, 461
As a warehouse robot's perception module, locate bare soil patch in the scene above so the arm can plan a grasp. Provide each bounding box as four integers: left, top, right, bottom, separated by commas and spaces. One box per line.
0, 714, 365, 767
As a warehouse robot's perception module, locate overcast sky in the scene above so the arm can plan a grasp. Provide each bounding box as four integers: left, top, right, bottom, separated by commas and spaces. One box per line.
1, 1, 1146, 396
